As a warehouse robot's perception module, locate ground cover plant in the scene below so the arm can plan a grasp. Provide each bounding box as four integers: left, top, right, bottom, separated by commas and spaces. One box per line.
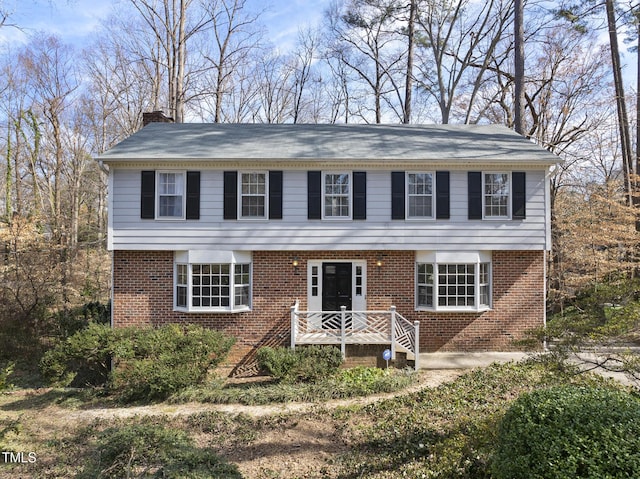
1, 361, 635, 479
170, 365, 415, 405
329, 361, 633, 479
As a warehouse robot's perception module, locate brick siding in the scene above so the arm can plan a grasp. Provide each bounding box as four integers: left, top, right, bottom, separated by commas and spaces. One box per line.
112, 249, 544, 375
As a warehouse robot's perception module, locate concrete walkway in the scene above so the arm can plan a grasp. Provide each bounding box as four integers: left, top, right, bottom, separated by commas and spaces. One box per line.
419, 352, 529, 369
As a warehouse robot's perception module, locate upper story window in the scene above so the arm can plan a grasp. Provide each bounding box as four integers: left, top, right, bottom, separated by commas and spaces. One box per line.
324, 172, 351, 218
240, 172, 267, 218
157, 171, 185, 219
484, 173, 510, 218
407, 172, 434, 219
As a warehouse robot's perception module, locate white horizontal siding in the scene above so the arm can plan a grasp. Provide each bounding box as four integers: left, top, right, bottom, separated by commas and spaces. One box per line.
110, 168, 550, 251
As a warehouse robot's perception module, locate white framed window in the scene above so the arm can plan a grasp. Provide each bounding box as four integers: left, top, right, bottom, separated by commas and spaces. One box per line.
416, 252, 491, 311
407, 172, 434, 219
484, 172, 510, 218
175, 251, 252, 312
176, 264, 188, 308
234, 263, 251, 307
157, 171, 185, 219
323, 172, 351, 218
239, 172, 267, 218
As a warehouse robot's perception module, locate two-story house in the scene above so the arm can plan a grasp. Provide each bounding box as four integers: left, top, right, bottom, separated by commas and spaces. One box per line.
98, 117, 560, 375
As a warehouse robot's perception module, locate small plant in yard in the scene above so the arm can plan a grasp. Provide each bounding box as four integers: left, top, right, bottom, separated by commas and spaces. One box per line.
78, 418, 242, 478
256, 345, 343, 383
0, 361, 15, 391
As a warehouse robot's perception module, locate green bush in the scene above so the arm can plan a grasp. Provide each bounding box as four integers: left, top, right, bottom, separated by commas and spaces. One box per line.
52, 301, 111, 339
492, 385, 640, 479
40, 323, 113, 387
110, 324, 235, 402
0, 361, 15, 391
79, 419, 242, 478
257, 345, 343, 383
40, 324, 235, 402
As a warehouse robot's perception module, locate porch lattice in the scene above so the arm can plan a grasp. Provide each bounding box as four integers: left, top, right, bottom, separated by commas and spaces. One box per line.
290, 300, 420, 370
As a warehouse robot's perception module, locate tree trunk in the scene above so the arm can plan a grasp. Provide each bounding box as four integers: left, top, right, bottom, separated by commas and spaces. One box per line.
606, 0, 633, 205
403, 0, 416, 124
514, 0, 525, 135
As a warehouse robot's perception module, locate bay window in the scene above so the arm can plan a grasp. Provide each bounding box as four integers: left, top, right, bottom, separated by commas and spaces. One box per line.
174, 251, 251, 312
416, 252, 491, 311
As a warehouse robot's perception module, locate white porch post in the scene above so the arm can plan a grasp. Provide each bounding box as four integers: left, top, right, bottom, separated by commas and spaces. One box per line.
340, 305, 347, 358
390, 305, 396, 360
414, 320, 420, 370
290, 301, 298, 350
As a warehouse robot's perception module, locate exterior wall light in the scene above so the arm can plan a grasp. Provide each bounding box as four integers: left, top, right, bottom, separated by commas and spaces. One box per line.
376, 255, 384, 268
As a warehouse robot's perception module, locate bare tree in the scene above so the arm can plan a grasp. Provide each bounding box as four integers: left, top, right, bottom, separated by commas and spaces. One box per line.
18, 35, 80, 245
605, 0, 634, 205
290, 28, 321, 123
200, 0, 264, 123
129, 0, 211, 122
514, 0, 525, 134
325, 0, 406, 123
414, 0, 514, 124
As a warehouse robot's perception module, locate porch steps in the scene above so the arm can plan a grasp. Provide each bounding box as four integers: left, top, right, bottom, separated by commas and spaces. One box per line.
291, 302, 420, 370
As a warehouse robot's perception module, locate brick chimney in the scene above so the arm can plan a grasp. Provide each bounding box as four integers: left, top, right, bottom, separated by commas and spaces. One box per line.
142, 110, 174, 126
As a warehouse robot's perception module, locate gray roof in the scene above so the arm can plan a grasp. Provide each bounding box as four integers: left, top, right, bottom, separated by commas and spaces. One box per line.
98, 123, 561, 166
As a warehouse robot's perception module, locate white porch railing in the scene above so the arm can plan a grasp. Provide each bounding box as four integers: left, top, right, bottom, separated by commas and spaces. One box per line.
290, 300, 420, 370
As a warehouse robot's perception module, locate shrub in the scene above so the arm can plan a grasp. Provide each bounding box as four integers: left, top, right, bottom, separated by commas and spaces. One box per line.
492, 385, 640, 479
0, 361, 15, 391
52, 301, 111, 339
40, 324, 235, 402
257, 345, 343, 383
110, 324, 235, 402
40, 323, 113, 387
79, 419, 242, 478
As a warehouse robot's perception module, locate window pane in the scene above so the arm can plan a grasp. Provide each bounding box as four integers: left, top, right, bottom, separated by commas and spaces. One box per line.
241, 173, 266, 217
324, 173, 350, 217
158, 172, 184, 218
407, 173, 433, 218
191, 263, 231, 309
484, 173, 509, 217
436, 263, 475, 308
416, 263, 434, 307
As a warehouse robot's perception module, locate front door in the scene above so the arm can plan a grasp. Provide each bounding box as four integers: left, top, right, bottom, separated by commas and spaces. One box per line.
307, 260, 366, 331
322, 262, 352, 311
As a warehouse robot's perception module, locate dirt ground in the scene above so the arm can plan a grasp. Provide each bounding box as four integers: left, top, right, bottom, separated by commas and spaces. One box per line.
1, 370, 464, 479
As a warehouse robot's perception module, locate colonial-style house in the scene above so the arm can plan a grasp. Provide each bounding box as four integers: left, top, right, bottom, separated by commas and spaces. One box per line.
98, 115, 560, 375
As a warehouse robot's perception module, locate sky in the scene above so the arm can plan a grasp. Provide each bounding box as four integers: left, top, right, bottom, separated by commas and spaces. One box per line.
1, 0, 638, 86
0, 0, 332, 51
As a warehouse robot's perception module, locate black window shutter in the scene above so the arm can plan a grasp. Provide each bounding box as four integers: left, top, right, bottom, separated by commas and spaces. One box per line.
185, 171, 200, 220
269, 171, 283, 219
391, 171, 405, 220
353, 171, 367, 220
223, 171, 238, 220
140, 170, 155, 219
468, 171, 483, 220
308, 171, 322, 219
435, 171, 450, 219
512, 172, 526, 220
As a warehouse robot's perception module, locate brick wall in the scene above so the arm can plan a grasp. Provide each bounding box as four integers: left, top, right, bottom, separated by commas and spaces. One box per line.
112, 249, 545, 375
